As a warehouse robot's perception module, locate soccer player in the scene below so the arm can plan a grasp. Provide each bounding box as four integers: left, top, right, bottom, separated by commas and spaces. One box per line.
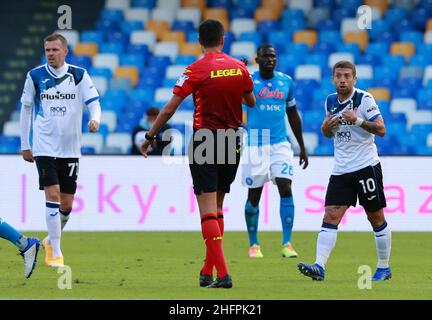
0, 217, 40, 278
242, 44, 308, 258
20, 33, 101, 267
298, 61, 391, 281
141, 20, 255, 288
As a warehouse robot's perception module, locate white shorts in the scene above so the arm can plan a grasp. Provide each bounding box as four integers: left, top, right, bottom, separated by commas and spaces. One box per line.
241, 141, 294, 188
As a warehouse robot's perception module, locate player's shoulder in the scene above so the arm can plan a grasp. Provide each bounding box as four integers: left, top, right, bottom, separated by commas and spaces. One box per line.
353, 88, 375, 106
325, 92, 338, 104
274, 71, 293, 82
28, 64, 47, 78
67, 64, 87, 84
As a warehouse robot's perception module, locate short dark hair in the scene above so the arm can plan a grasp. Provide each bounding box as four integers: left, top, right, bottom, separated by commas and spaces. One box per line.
198, 19, 224, 48
257, 44, 275, 56
332, 60, 356, 77
44, 33, 68, 48
146, 107, 160, 117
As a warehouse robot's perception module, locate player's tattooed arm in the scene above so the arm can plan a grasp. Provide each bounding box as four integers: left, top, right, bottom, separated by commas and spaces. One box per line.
342, 109, 386, 137
321, 115, 339, 138
358, 117, 386, 137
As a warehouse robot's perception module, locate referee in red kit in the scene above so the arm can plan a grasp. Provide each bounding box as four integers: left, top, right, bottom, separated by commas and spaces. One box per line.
141, 19, 255, 288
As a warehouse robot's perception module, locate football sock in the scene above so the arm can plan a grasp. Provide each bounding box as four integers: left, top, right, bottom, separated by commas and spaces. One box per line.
200, 214, 228, 279
245, 201, 259, 246
315, 222, 338, 269
46, 202, 62, 258
217, 211, 224, 235
280, 197, 294, 245
60, 209, 71, 230
373, 221, 391, 268
0, 217, 27, 250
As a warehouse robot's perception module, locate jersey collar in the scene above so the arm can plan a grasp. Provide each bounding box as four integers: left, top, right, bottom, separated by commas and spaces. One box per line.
337, 87, 357, 104
45, 63, 69, 78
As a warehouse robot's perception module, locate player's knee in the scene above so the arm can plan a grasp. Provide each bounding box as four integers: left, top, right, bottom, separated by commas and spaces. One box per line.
366, 210, 385, 227
323, 207, 343, 225
61, 205, 73, 213
46, 189, 60, 202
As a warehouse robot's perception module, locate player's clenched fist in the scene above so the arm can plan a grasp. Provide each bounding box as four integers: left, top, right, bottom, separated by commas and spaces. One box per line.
88, 120, 100, 132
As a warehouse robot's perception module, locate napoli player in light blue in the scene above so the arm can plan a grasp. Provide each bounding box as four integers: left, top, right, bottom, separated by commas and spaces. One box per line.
0, 217, 40, 278
241, 44, 309, 258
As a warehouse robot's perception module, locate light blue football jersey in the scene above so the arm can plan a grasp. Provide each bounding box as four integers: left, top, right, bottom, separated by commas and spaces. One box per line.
246, 71, 296, 146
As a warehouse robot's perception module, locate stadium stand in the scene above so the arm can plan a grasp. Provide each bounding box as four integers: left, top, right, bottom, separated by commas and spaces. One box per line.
1, 0, 432, 155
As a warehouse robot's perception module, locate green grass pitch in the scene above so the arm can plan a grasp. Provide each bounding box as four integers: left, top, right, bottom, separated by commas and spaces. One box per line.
0, 232, 431, 299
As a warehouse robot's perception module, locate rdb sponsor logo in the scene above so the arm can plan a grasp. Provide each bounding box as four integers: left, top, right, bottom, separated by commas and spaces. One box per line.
336, 131, 351, 142
50, 106, 67, 116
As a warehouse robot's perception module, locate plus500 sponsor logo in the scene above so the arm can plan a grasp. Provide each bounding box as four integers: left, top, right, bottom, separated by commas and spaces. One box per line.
40, 92, 76, 100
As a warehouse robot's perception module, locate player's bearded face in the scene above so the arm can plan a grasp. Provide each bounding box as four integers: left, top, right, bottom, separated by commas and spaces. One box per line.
44, 39, 68, 69
333, 68, 356, 96
257, 48, 277, 72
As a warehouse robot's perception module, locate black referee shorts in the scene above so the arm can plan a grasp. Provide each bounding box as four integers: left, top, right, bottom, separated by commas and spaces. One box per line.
35, 156, 79, 194
188, 129, 242, 195
325, 163, 386, 212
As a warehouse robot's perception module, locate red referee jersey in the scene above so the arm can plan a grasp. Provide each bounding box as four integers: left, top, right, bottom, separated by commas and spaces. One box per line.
173, 51, 254, 129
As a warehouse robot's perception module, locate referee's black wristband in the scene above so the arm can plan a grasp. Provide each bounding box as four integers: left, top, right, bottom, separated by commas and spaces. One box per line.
145, 132, 156, 141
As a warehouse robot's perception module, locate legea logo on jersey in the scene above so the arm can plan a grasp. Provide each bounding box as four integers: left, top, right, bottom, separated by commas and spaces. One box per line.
50, 106, 67, 117
257, 87, 285, 99
40, 91, 76, 100
210, 68, 242, 78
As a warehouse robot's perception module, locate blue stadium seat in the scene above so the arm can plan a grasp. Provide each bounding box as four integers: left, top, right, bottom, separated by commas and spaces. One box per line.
121, 21, 144, 35
147, 56, 171, 70
120, 53, 146, 68
107, 32, 129, 45
312, 42, 334, 55
410, 54, 431, 67
373, 31, 398, 44
305, 54, 327, 70
394, 19, 417, 34
400, 31, 424, 46
239, 31, 263, 47
417, 88, 432, 105
124, 100, 149, 115
186, 31, 199, 43
382, 55, 406, 71
281, 19, 305, 33
175, 55, 196, 65
319, 30, 342, 45
316, 19, 339, 30
100, 42, 124, 55
268, 31, 293, 49
357, 53, 381, 67
69, 56, 92, 69
366, 42, 390, 57
314, 0, 336, 7
132, 0, 156, 8
81, 31, 104, 46
336, 43, 361, 60
374, 66, 399, 81
96, 20, 120, 34
282, 9, 305, 24
127, 44, 149, 56
258, 20, 281, 34
356, 79, 372, 91
385, 8, 408, 27
410, 7, 432, 30
98, 124, 110, 140
238, 0, 260, 10
100, 9, 124, 23
230, 8, 254, 19
339, 0, 362, 11
89, 67, 112, 79
129, 88, 154, 103
331, 8, 356, 24
171, 21, 195, 33
208, 0, 234, 9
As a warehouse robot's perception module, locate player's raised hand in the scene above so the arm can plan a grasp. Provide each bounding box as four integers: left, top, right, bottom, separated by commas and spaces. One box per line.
323, 114, 339, 130
88, 120, 100, 132
299, 148, 309, 169
140, 140, 152, 158
342, 108, 357, 123
22, 149, 34, 163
